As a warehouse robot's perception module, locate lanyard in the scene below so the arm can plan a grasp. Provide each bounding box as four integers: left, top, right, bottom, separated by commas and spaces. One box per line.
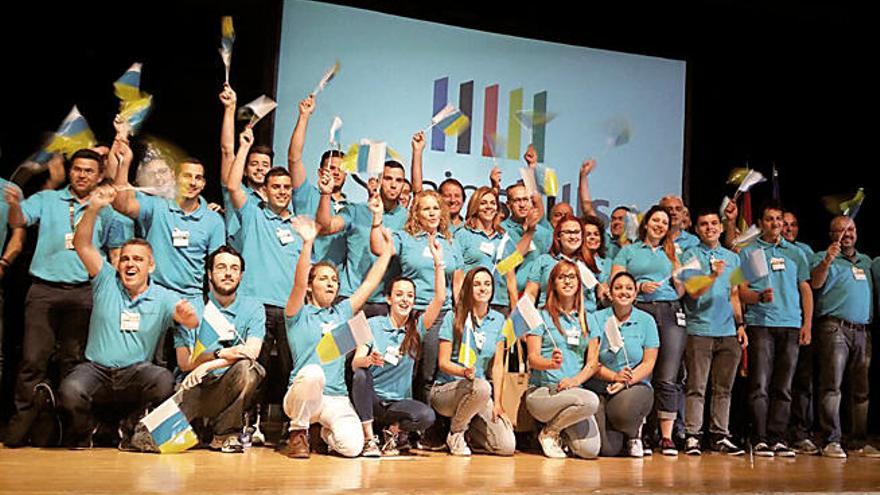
69, 203, 76, 231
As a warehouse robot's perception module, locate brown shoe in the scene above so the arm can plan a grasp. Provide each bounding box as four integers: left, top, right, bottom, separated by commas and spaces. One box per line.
280, 429, 310, 459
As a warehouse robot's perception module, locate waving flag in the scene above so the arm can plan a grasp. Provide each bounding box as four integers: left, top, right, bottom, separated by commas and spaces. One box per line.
823, 187, 865, 219
730, 248, 769, 286
316, 312, 372, 364
237, 95, 277, 127
458, 318, 478, 368
329, 116, 343, 148
191, 301, 238, 363
732, 224, 761, 248
140, 394, 198, 454
114, 63, 153, 134
44, 106, 96, 158
502, 294, 543, 347
219, 16, 235, 83
311, 60, 340, 96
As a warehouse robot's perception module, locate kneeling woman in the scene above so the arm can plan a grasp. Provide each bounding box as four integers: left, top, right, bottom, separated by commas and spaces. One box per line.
280, 218, 393, 458
526, 260, 602, 459
588, 271, 658, 457
429, 267, 516, 456
350, 236, 446, 456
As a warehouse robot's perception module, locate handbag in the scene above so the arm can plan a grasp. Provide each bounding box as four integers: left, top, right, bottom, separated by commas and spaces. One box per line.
500, 338, 535, 432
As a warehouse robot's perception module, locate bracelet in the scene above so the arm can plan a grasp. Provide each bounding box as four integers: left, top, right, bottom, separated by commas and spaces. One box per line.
435, 263, 446, 270
371, 222, 382, 228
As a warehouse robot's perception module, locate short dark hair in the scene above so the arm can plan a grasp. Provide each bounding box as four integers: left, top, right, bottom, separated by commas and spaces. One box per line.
248, 145, 275, 162
384, 160, 405, 172
693, 207, 720, 224
70, 148, 104, 171
180, 157, 204, 167
611, 205, 631, 216
320, 149, 345, 168
758, 199, 785, 220
205, 245, 245, 275
439, 178, 464, 195
610, 270, 637, 288
120, 238, 153, 254
264, 167, 291, 182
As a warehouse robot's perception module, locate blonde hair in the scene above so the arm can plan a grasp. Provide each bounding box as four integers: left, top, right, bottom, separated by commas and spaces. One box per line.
404, 190, 452, 242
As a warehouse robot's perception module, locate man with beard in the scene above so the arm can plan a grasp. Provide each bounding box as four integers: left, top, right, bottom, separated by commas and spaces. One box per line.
112, 135, 225, 367
218, 84, 275, 251
315, 161, 409, 317
288, 95, 348, 266
502, 182, 550, 297
172, 246, 266, 454
737, 201, 812, 457
809, 216, 876, 458
3, 149, 125, 447
58, 185, 198, 449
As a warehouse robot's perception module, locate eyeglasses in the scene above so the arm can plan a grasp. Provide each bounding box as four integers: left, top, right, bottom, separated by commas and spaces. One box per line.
557, 273, 578, 282
559, 230, 582, 237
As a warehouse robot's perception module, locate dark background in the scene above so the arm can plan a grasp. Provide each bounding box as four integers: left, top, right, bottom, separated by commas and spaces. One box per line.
1, 0, 875, 427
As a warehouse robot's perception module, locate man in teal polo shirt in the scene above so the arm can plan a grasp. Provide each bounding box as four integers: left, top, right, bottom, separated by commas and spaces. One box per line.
781, 209, 819, 454
112, 139, 225, 366
174, 245, 266, 454
501, 183, 551, 296
315, 161, 408, 317
809, 216, 876, 458
661, 195, 700, 255
288, 94, 348, 266
58, 185, 198, 448
680, 209, 747, 456
4, 149, 125, 447
225, 128, 300, 417
737, 200, 812, 457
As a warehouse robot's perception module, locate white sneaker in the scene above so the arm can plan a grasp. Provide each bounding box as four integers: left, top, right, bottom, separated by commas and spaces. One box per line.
538, 428, 567, 458
627, 438, 645, 458
447, 431, 471, 456
854, 445, 880, 458
362, 436, 382, 457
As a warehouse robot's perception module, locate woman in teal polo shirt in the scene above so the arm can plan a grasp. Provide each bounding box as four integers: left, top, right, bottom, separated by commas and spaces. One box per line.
588, 271, 659, 457
611, 204, 685, 456
350, 235, 446, 456
279, 217, 393, 459
525, 260, 602, 459
525, 214, 610, 313
429, 267, 515, 456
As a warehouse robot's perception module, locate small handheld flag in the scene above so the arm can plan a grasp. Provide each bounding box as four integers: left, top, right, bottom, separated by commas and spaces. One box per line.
514, 110, 557, 131
726, 167, 750, 186
140, 393, 198, 454
426, 104, 470, 137
501, 294, 543, 347
44, 106, 97, 159
237, 95, 277, 127
519, 167, 538, 196
733, 170, 766, 200
329, 116, 343, 148
729, 248, 770, 286
458, 317, 478, 368
316, 312, 372, 364
604, 316, 631, 374
822, 187, 865, 219
219, 16, 235, 83
731, 224, 761, 248
114, 63, 152, 134
311, 60, 340, 96
495, 250, 524, 276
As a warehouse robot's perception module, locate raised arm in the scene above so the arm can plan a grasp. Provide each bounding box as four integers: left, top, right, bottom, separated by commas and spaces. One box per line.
578, 159, 597, 217
219, 83, 238, 186
41, 154, 66, 191
422, 234, 448, 329
411, 131, 425, 193
172, 299, 199, 329
226, 127, 254, 210
810, 239, 840, 289
315, 167, 346, 235
721, 200, 740, 250
2, 186, 26, 229
286, 217, 318, 317
368, 192, 388, 256
74, 185, 116, 278
349, 227, 394, 313
526, 333, 562, 371
110, 116, 140, 219
288, 96, 315, 189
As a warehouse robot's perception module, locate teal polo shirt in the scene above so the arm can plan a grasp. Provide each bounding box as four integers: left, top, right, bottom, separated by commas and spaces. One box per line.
793, 241, 815, 259
605, 231, 623, 262
85, 261, 181, 368
453, 226, 516, 307
673, 230, 700, 256
435, 310, 505, 385
811, 250, 873, 325
338, 202, 407, 303
873, 257, 880, 318
588, 307, 659, 385
368, 314, 426, 401
286, 300, 353, 396
527, 253, 610, 312
292, 179, 347, 267
739, 237, 810, 328
21, 187, 124, 283
222, 184, 269, 252
500, 217, 553, 293
391, 231, 462, 311
528, 309, 589, 387
137, 192, 225, 297
176, 292, 266, 376
681, 243, 740, 337
612, 241, 678, 302
235, 196, 302, 308
0, 178, 19, 250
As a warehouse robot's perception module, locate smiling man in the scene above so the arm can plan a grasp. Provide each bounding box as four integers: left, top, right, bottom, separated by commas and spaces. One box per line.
58, 185, 198, 449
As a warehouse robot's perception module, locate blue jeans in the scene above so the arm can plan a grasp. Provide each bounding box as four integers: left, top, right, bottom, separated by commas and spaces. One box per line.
747, 326, 799, 444
415, 308, 448, 403
350, 368, 435, 433
636, 301, 686, 419
815, 317, 870, 446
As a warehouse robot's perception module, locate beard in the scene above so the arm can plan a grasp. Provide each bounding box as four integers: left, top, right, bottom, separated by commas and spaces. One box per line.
212, 279, 241, 296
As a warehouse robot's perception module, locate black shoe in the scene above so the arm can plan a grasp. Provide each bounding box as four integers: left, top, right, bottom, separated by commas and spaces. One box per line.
713, 437, 745, 456
753, 441, 775, 457
685, 436, 702, 456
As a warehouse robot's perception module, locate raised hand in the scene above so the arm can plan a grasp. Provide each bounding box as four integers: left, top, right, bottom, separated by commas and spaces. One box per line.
580, 158, 596, 177
368, 191, 383, 215
89, 184, 117, 210
317, 167, 334, 195
219, 83, 237, 109
523, 144, 538, 167
299, 95, 315, 117
427, 233, 444, 265
291, 215, 318, 243
412, 131, 426, 153
3, 185, 22, 207
240, 126, 254, 147
489, 166, 502, 189
113, 114, 132, 139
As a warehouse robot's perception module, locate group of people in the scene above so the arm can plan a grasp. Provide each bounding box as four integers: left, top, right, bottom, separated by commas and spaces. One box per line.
0, 82, 876, 462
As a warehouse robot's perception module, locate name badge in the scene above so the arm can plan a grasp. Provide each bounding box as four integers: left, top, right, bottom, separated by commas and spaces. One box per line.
384, 345, 400, 366
172, 228, 190, 247
770, 257, 786, 272
675, 310, 687, 327
853, 266, 867, 281
566, 328, 580, 347
422, 245, 434, 259
528, 241, 537, 253
333, 202, 345, 214
479, 242, 496, 257
321, 321, 336, 335
276, 227, 295, 245
64, 232, 75, 250
120, 311, 140, 332
473, 330, 486, 351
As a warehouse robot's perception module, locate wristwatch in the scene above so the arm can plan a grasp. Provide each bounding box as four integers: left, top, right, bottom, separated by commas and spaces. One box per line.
214, 348, 222, 359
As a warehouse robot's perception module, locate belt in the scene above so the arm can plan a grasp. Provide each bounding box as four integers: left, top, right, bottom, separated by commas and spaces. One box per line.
33, 277, 90, 289
822, 315, 867, 332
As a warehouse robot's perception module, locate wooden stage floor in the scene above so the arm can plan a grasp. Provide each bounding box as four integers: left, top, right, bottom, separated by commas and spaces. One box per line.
2, 446, 879, 493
